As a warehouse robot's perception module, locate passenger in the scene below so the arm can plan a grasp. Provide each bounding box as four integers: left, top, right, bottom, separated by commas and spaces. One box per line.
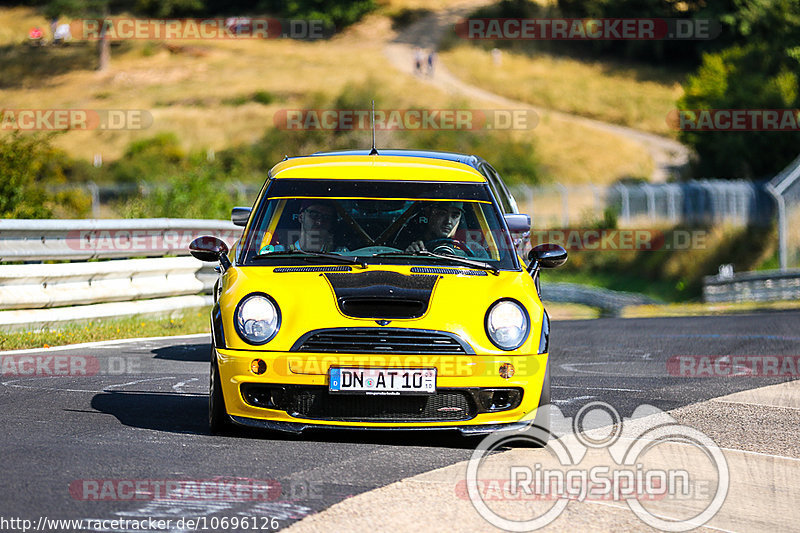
262, 200, 347, 253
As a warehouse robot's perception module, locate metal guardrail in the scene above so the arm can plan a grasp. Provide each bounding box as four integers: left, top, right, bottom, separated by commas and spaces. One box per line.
0, 219, 237, 330
0, 257, 215, 310
0, 218, 240, 262
541, 282, 657, 316
703, 269, 800, 303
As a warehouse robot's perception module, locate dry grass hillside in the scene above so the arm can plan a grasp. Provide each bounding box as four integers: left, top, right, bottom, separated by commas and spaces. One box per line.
0, 3, 665, 184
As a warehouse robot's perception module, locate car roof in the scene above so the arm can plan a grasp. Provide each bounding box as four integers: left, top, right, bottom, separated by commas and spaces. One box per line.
311, 149, 485, 169
270, 154, 487, 182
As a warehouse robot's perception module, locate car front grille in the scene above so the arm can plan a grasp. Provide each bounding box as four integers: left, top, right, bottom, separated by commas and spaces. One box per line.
241, 384, 476, 422
291, 328, 471, 354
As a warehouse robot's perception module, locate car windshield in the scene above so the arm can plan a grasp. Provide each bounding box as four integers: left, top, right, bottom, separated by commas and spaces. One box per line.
239, 179, 520, 270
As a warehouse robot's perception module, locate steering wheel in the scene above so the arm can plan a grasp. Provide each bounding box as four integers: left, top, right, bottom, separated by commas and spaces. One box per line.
425, 238, 470, 256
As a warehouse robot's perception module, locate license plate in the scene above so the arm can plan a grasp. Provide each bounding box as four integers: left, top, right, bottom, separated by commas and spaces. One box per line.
329, 367, 436, 395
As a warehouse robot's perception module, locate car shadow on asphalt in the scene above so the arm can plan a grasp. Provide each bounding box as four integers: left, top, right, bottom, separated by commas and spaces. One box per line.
151, 343, 211, 363
91, 391, 209, 435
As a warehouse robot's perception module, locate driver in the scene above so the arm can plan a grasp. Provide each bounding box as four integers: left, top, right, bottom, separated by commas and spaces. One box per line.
405, 201, 487, 257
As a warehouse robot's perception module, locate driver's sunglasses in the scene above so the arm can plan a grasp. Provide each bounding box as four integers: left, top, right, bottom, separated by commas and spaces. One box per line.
303, 209, 335, 222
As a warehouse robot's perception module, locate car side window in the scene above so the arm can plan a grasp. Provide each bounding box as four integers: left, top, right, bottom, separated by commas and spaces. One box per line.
480, 162, 517, 214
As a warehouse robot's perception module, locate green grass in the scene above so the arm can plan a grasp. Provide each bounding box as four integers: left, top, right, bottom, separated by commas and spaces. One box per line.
622, 300, 800, 318
0, 308, 210, 351
540, 269, 682, 303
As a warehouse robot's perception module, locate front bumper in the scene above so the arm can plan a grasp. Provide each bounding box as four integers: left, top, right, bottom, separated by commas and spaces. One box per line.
216, 347, 548, 431
229, 415, 534, 435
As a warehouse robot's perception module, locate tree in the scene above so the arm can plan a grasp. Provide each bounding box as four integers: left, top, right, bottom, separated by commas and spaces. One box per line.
40, 0, 204, 71
678, 0, 800, 178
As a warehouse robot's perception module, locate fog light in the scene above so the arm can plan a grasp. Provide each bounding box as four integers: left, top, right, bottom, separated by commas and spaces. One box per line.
250, 359, 267, 375
499, 363, 515, 379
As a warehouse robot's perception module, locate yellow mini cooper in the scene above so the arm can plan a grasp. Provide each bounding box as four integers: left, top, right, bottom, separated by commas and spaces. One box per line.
190, 150, 566, 438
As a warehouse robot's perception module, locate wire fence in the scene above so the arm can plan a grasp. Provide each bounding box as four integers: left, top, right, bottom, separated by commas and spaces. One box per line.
54, 179, 775, 229
511, 180, 774, 228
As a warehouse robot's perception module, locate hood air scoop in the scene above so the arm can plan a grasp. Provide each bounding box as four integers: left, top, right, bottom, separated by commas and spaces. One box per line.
323, 271, 438, 319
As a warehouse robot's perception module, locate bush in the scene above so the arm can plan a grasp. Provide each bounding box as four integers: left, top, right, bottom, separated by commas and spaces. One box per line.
559, 222, 777, 300
109, 132, 186, 183
118, 167, 246, 219
0, 133, 91, 219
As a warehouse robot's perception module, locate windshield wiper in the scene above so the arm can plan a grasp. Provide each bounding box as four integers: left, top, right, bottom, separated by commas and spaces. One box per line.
372, 251, 499, 275
253, 251, 367, 268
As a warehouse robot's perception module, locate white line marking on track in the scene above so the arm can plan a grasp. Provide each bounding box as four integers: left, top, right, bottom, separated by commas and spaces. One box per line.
552, 386, 644, 392
1, 378, 101, 393
551, 395, 597, 406
104, 377, 177, 390
1, 376, 180, 394
172, 377, 199, 394
0, 333, 210, 356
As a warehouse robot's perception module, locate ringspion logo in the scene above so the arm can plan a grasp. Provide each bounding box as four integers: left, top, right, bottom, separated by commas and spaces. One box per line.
466, 401, 729, 531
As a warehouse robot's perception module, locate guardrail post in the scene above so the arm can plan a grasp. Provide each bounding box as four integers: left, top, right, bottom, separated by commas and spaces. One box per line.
557, 184, 569, 227
88, 181, 100, 219
616, 185, 631, 224
766, 183, 787, 271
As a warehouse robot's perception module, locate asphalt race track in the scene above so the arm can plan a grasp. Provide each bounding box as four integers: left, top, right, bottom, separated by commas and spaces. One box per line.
1, 311, 798, 532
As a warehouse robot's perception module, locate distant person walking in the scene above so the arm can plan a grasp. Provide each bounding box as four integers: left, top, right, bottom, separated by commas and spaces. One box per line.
53, 23, 72, 45
28, 27, 43, 46
427, 50, 436, 76
414, 47, 423, 74
492, 48, 502, 66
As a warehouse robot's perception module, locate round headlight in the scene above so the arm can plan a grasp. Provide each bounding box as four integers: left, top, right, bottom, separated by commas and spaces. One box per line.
485, 299, 529, 351
235, 294, 280, 345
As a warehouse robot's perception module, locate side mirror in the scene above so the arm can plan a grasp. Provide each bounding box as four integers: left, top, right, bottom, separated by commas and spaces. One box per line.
528, 243, 567, 269
504, 213, 531, 233
231, 207, 252, 227
189, 236, 229, 262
